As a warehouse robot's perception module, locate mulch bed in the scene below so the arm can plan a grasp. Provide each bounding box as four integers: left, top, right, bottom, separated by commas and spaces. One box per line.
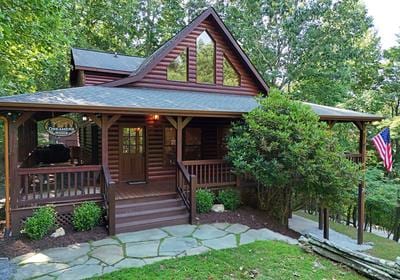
0, 206, 299, 259
196, 206, 300, 239
0, 225, 107, 259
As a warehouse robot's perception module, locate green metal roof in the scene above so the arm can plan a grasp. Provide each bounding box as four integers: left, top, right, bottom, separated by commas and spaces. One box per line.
0, 86, 383, 121
71, 48, 145, 73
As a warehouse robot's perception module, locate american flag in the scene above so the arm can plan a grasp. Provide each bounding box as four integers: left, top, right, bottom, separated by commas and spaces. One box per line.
372, 128, 393, 172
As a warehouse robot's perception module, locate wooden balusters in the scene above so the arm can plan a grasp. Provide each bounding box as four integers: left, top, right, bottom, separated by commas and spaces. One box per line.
182, 159, 236, 188
16, 165, 102, 207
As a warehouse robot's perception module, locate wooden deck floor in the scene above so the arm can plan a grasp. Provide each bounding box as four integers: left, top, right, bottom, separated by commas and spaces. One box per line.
115, 180, 176, 200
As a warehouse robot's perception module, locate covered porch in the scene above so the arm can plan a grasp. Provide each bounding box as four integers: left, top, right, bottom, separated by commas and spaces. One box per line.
5, 109, 242, 235
0, 86, 383, 239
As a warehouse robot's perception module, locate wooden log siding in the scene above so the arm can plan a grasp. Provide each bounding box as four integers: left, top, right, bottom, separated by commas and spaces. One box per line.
82, 71, 127, 86
129, 17, 264, 96
104, 116, 235, 184
16, 165, 102, 207
107, 115, 175, 183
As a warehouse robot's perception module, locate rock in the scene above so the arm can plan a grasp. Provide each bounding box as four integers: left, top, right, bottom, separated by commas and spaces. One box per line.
125, 240, 160, 258
313, 260, 325, 270
159, 237, 199, 256
203, 234, 237, 250
192, 224, 227, 240
162, 224, 197, 237
211, 204, 224, 213
52, 264, 103, 280
116, 228, 168, 243
90, 244, 124, 265
14, 263, 69, 280
225, 224, 249, 234
50, 227, 65, 238
395, 256, 400, 266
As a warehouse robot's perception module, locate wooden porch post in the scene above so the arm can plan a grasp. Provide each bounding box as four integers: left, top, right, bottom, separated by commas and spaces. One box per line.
98, 114, 120, 236
177, 117, 183, 162
9, 112, 34, 235
357, 122, 367, 244
166, 116, 192, 163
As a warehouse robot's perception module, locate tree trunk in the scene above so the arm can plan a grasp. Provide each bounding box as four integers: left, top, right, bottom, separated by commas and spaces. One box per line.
257, 185, 291, 227
352, 206, 357, 228
346, 205, 352, 226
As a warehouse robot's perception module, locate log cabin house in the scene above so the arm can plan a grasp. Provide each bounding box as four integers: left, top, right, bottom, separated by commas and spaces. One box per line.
0, 8, 383, 241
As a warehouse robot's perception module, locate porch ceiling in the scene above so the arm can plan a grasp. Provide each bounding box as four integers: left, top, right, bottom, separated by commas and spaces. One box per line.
0, 86, 383, 121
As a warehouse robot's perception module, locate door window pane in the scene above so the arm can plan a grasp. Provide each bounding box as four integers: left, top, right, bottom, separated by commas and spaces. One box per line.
197, 31, 215, 84
122, 127, 144, 154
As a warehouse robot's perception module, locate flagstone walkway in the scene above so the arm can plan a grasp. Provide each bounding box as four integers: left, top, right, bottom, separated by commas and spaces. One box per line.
10, 223, 298, 280
289, 215, 373, 252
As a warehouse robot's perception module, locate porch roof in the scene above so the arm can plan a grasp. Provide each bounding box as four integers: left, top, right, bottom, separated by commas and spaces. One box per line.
0, 86, 383, 121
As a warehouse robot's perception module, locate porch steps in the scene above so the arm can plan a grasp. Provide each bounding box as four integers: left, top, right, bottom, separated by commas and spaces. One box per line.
114, 193, 189, 234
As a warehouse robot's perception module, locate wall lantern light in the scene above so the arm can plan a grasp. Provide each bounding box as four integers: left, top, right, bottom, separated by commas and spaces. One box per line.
82, 115, 88, 122
153, 114, 160, 121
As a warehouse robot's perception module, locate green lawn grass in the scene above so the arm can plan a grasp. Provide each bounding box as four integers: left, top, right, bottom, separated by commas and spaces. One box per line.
93, 241, 364, 280
295, 211, 400, 261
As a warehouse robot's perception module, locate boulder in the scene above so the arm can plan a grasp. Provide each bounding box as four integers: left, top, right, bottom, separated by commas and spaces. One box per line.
211, 204, 224, 213
51, 227, 65, 238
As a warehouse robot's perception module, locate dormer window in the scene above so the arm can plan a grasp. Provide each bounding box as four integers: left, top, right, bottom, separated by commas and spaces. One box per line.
223, 55, 240, 86
167, 48, 188, 82
196, 31, 215, 84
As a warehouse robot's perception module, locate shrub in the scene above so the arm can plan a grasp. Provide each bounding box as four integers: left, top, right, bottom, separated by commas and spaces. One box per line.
196, 189, 215, 213
217, 189, 241, 210
72, 202, 102, 231
23, 206, 56, 240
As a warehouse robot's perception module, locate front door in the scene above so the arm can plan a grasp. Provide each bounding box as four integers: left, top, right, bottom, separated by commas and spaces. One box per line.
120, 126, 145, 182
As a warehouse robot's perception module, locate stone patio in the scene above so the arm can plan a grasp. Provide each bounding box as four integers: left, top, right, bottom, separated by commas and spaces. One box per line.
10, 223, 298, 280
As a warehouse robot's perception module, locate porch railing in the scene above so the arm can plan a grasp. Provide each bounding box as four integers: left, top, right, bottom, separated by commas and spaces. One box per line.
345, 153, 362, 164
101, 165, 116, 235
182, 159, 236, 188
16, 165, 102, 207
176, 161, 197, 224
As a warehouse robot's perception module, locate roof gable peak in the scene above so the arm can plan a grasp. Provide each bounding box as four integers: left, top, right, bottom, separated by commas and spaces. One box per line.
102, 7, 269, 93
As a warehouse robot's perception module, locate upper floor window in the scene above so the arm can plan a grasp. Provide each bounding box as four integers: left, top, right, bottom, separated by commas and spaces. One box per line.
223, 55, 240, 86
167, 48, 188, 82
196, 31, 215, 84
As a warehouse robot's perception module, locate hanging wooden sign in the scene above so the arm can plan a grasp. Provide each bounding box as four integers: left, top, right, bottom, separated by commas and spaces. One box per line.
44, 117, 77, 137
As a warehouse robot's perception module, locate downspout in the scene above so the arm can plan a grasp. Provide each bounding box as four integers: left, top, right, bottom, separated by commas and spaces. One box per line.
0, 116, 10, 236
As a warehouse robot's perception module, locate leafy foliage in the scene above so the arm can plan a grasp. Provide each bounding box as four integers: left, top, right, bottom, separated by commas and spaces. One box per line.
23, 206, 56, 240
72, 202, 102, 231
196, 189, 215, 213
227, 91, 359, 224
217, 189, 240, 211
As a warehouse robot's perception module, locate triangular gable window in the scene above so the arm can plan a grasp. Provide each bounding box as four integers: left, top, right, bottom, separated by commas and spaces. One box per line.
223, 55, 240, 87
167, 48, 188, 82
196, 31, 215, 84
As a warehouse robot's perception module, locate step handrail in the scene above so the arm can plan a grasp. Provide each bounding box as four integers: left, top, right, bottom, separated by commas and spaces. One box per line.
102, 164, 116, 235
176, 161, 197, 224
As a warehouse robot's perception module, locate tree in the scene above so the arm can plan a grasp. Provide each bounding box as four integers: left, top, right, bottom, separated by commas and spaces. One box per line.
219, 0, 380, 106
227, 90, 358, 225
0, 0, 72, 96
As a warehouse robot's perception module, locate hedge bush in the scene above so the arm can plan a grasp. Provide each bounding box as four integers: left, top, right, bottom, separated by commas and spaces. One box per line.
218, 189, 241, 210
196, 189, 215, 213
72, 202, 102, 231
23, 206, 56, 240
